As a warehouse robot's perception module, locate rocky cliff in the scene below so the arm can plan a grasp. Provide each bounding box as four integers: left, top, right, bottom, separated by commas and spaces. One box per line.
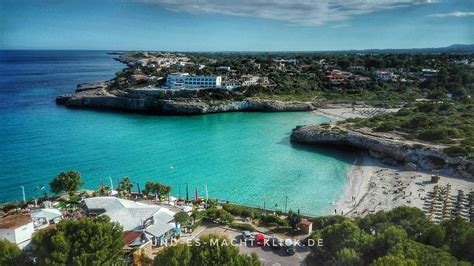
56, 84, 316, 115
291, 124, 474, 179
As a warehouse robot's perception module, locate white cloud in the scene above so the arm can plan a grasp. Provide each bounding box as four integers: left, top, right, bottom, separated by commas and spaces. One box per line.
332, 24, 352, 28
141, 0, 434, 26
429, 11, 474, 18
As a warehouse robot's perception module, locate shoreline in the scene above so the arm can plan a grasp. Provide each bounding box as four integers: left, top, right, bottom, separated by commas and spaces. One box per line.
315, 107, 473, 218
334, 154, 373, 216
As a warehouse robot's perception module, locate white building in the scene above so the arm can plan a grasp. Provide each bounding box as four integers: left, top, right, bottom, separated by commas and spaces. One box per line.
454, 59, 469, 65
221, 80, 241, 89
375, 71, 393, 81
216, 66, 231, 72
0, 214, 35, 249
165, 73, 222, 89
274, 59, 297, 65
421, 69, 439, 79
241, 75, 270, 87
31, 208, 63, 229
84, 197, 178, 247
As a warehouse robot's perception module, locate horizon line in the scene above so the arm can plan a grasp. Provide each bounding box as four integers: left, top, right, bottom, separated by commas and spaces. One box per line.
1, 43, 473, 53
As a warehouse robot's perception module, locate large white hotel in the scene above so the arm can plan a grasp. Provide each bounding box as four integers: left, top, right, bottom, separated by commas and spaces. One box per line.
165, 73, 222, 89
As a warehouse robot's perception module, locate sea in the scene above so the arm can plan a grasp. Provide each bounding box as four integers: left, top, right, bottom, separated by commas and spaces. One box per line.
0, 50, 356, 215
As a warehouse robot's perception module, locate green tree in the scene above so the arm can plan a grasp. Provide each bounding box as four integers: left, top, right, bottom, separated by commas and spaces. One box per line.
205, 208, 235, 224
174, 211, 191, 227
50, 171, 84, 195
153, 234, 261, 266
287, 210, 302, 230
441, 217, 474, 262
0, 239, 22, 265
31, 216, 124, 265
144, 181, 154, 197
330, 248, 362, 266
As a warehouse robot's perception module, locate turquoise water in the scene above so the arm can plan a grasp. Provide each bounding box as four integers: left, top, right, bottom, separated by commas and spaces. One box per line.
0, 51, 356, 215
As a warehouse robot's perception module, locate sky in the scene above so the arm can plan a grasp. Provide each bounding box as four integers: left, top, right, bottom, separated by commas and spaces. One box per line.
0, 0, 473, 51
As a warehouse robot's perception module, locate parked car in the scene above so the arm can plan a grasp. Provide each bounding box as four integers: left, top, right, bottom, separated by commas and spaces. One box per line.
284, 239, 296, 255
242, 231, 252, 242
256, 234, 265, 246
269, 237, 280, 249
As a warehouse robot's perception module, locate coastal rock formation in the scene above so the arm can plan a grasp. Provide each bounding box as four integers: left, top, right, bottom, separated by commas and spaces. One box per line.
291, 124, 474, 179
56, 84, 316, 115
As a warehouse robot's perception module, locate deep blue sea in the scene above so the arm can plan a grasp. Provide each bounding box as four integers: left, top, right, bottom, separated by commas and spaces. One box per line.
0, 50, 356, 215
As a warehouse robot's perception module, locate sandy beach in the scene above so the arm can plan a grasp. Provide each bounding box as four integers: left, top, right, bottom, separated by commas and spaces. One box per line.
320, 107, 474, 220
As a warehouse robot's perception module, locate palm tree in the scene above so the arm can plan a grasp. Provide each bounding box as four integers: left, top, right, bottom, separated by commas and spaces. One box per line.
144, 181, 154, 197
121, 177, 133, 198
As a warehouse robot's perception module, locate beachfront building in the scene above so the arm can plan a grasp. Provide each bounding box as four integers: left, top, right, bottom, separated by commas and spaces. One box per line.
326, 70, 353, 84
375, 71, 393, 81
83, 197, 178, 247
165, 73, 222, 89
0, 214, 35, 249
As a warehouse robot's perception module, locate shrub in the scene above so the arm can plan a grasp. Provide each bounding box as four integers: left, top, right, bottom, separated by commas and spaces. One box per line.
444, 146, 470, 157
260, 214, 288, 226
230, 223, 255, 231
222, 204, 258, 219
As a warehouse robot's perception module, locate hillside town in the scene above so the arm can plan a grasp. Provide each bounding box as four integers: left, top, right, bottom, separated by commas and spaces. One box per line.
110, 51, 473, 100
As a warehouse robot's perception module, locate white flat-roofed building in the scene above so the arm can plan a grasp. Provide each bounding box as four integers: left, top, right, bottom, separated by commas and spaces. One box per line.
216, 66, 231, 72
376, 71, 393, 81
0, 214, 35, 249
165, 73, 222, 89
421, 69, 439, 79
221, 80, 240, 89
84, 197, 178, 247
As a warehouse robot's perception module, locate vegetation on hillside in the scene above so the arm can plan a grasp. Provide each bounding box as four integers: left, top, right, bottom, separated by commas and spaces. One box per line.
307, 207, 474, 265
117, 52, 473, 106
343, 101, 474, 157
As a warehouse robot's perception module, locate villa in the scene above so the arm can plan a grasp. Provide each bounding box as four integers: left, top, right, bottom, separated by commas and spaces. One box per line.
326, 70, 353, 84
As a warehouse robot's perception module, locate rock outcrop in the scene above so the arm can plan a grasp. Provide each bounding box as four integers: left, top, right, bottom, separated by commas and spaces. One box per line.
291, 124, 474, 179
56, 84, 316, 115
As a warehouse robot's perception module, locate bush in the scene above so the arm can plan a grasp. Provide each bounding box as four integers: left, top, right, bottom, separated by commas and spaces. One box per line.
222, 204, 259, 219
230, 223, 255, 231
375, 121, 398, 132
260, 214, 288, 226
444, 146, 470, 157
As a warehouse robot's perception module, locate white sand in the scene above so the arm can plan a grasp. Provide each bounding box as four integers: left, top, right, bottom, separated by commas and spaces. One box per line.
341, 159, 474, 218
319, 107, 474, 218
313, 107, 399, 122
